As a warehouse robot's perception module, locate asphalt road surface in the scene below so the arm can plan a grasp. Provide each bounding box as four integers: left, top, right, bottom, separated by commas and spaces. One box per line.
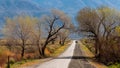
32, 40, 95, 68
68, 42, 95, 68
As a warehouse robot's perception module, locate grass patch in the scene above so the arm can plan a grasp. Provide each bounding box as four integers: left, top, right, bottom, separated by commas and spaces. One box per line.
46, 44, 61, 56
108, 63, 120, 68
50, 43, 69, 57
10, 42, 70, 68
81, 39, 95, 54
79, 41, 94, 57
10, 44, 68, 68
10, 59, 40, 68
79, 41, 107, 68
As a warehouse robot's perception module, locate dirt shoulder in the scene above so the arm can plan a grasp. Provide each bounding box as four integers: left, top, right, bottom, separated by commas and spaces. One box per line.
79, 41, 108, 68
22, 41, 71, 68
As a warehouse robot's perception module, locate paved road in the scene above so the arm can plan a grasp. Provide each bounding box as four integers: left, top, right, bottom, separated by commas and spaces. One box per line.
68, 42, 95, 68
36, 40, 76, 68
30, 40, 95, 68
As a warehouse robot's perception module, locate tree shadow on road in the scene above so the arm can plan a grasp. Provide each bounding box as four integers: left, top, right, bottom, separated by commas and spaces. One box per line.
52, 56, 95, 60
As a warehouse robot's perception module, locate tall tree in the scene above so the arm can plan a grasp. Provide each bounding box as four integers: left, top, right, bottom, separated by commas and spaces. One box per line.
3, 16, 37, 58
77, 7, 120, 57
30, 19, 42, 58
40, 9, 72, 57
58, 29, 70, 45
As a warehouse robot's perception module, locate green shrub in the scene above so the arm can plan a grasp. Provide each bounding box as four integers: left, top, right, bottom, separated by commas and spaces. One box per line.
108, 63, 120, 68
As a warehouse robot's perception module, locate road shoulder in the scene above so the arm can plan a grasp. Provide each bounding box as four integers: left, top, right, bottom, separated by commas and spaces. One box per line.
23, 41, 71, 68
79, 41, 108, 68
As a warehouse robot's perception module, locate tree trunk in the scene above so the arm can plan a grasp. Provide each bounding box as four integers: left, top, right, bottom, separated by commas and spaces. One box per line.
60, 38, 66, 45
61, 40, 64, 45
21, 40, 25, 59
51, 40, 55, 44
41, 46, 46, 57
7, 56, 10, 68
95, 42, 98, 55
21, 46, 25, 59
37, 42, 42, 58
41, 42, 48, 57
95, 39, 99, 57
95, 38, 102, 58
59, 40, 62, 45
62, 38, 67, 45
41, 35, 50, 57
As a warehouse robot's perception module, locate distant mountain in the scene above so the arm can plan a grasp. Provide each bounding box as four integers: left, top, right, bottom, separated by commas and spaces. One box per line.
0, 0, 50, 28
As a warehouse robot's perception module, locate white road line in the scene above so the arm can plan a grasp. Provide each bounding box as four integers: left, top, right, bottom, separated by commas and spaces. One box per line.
36, 40, 76, 68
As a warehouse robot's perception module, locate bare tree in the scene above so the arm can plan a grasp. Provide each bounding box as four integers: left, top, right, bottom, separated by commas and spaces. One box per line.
58, 29, 69, 45
3, 16, 36, 58
40, 9, 72, 57
77, 7, 120, 58
77, 7, 100, 56
30, 19, 43, 58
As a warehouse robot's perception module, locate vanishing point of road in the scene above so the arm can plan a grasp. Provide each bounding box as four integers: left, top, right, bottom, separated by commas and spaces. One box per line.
35, 40, 95, 68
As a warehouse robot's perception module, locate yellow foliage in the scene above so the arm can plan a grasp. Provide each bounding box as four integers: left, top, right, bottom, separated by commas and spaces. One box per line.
45, 48, 51, 56
98, 7, 116, 17
115, 26, 120, 36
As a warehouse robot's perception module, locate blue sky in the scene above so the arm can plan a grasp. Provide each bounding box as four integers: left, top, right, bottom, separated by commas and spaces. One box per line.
1, 0, 120, 27
32, 0, 120, 39
32, 0, 120, 26
33, 0, 120, 16
0, 0, 120, 38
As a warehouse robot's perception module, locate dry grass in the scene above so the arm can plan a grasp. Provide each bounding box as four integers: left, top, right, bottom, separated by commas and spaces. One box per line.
79, 41, 108, 68
22, 43, 69, 67
45, 48, 51, 56
10, 41, 70, 68
20, 59, 40, 67
50, 43, 69, 57
10, 59, 41, 68
0, 46, 14, 68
